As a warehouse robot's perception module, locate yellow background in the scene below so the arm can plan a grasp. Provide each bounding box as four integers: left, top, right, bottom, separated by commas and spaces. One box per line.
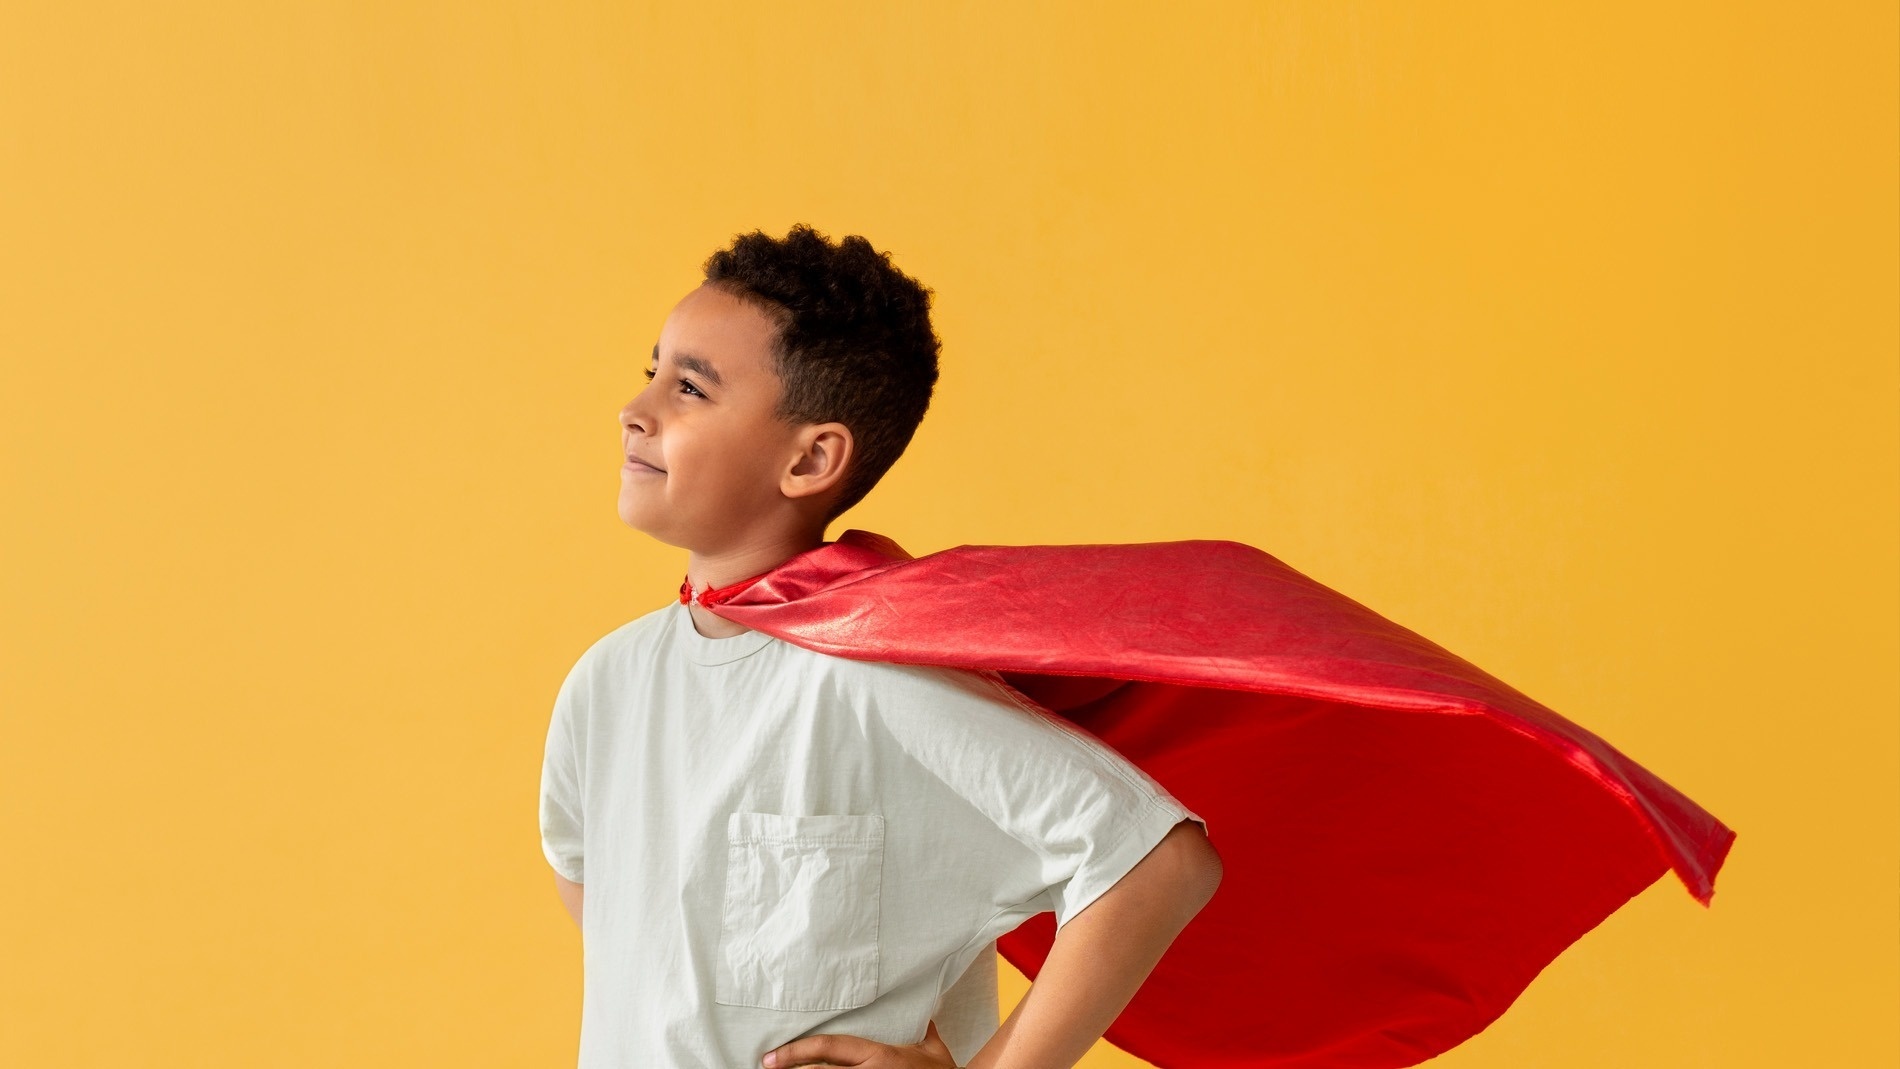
2, 2, 1893, 1066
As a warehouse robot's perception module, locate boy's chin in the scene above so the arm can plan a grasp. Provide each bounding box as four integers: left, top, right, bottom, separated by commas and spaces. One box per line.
617, 508, 687, 549
615, 502, 658, 537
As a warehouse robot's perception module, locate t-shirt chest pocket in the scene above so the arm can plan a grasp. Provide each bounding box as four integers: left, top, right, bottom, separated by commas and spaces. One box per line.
714, 811, 886, 1013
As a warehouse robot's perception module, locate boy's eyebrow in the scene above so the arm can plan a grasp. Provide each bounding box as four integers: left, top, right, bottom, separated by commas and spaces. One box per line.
652, 342, 726, 389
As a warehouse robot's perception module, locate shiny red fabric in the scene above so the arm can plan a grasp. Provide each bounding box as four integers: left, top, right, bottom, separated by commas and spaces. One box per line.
690, 529, 1735, 1069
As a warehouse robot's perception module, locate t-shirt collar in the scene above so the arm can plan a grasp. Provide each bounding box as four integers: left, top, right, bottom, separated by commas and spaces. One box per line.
673, 600, 775, 666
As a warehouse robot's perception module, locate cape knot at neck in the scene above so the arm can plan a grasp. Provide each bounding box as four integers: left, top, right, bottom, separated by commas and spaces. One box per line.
679, 569, 770, 607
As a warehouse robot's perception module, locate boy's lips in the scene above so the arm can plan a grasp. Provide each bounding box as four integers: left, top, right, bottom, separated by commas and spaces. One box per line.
623, 452, 665, 474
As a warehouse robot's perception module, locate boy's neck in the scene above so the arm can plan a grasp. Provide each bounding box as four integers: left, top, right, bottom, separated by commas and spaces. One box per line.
681, 529, 827, 639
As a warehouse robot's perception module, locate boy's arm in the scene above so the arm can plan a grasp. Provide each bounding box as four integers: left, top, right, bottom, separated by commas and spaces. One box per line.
968, 819, 1221, 1069
554, 872, 584, 928
762, 820, 1219, 1069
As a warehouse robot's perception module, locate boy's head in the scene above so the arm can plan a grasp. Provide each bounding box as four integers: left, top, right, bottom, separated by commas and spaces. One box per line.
618, 224, 941, 554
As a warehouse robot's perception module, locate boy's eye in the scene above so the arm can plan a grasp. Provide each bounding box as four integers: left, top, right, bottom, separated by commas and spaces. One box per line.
643, 367, 704, 398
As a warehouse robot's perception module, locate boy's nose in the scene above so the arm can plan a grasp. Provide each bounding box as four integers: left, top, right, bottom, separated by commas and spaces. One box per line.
619, 397, 650, 433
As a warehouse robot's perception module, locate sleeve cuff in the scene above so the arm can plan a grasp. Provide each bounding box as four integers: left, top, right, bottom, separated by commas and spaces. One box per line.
1052, 796, 1204, 930
542, 837, 584, 884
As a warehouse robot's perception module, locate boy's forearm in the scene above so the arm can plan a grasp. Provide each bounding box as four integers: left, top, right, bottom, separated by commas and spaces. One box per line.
967, 820, 1221, 1069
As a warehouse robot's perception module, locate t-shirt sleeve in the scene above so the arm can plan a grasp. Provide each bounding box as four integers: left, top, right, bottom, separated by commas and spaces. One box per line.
538, 662, 587, 884
870, 664, 1208, 931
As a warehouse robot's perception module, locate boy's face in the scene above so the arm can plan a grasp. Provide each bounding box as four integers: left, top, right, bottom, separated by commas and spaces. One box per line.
618, 283, 844, 551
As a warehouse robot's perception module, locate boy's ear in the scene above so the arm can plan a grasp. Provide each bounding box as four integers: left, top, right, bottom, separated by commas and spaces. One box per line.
781, 422, 853, 502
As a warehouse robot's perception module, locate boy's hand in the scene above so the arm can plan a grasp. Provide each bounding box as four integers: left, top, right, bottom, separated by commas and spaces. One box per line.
761, 1018, 958, 1069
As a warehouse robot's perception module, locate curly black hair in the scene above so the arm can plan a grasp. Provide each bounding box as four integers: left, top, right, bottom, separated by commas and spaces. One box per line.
700, 223, 942, 523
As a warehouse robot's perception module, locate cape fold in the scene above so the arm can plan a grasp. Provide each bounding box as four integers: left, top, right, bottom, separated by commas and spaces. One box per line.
696, 529, 1735, 1069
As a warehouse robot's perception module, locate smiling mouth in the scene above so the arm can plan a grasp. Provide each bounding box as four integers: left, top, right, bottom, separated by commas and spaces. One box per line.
623, 455, 665, 474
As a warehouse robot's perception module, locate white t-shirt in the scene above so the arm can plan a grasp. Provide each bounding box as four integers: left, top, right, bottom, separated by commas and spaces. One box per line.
538, 599, 1205, 1068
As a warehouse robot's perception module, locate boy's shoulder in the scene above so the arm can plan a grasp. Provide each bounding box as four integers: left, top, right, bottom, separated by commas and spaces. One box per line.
564, 601, 676, 677
558, 603, 1038, 715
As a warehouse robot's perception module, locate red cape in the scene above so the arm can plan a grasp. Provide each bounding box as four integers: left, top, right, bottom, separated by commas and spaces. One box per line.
688, 529, 1735, 1069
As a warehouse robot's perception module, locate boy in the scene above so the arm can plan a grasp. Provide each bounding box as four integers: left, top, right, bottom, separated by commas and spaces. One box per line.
539, 224, 1223, 1069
